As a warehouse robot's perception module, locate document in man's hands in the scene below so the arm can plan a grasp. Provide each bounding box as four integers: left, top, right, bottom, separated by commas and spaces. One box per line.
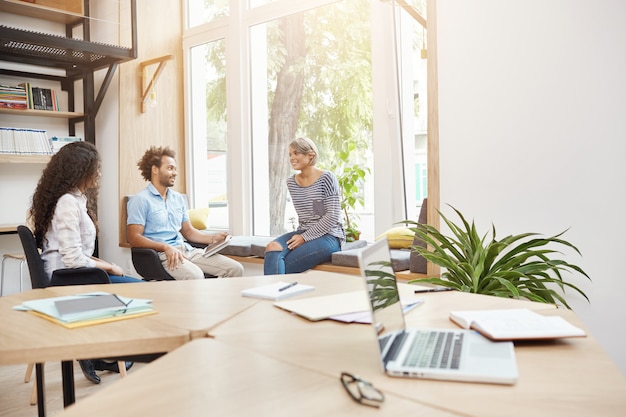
449, 308, 587, 340
203, 234, 232, 257
241, 281, 315, 301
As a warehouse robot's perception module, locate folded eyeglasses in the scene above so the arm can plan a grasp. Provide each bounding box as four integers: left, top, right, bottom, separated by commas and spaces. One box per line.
340, 372, 385, 408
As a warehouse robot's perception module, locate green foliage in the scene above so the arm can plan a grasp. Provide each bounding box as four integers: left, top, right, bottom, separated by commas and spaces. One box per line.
404, 206, 591, 309
323, 136, 370, 242
365, 261, 399, 311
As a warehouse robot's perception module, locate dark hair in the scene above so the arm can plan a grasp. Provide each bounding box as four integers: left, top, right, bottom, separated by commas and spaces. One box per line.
30, 141, 100, 248
137, 146, 176, 182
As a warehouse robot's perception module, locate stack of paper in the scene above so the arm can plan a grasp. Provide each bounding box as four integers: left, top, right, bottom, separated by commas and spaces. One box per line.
241, 281, 315, 301
14, 292, 156, 328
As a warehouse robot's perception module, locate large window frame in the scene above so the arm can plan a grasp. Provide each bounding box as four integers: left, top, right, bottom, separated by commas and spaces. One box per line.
182, 0, 439, 254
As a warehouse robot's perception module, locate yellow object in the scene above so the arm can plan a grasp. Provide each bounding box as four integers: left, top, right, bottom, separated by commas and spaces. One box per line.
376, 227, 415, 249
188, 207, 210, 230
28, 309, 158, 329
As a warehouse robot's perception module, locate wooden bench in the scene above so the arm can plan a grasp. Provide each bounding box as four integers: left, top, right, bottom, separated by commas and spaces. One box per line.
225, 254, 427, 282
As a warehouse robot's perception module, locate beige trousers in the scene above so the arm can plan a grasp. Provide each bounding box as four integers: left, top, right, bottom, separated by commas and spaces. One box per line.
159, 246, 244, 279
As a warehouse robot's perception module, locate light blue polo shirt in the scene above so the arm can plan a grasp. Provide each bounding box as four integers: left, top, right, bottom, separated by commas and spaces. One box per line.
127, 183, 190, 249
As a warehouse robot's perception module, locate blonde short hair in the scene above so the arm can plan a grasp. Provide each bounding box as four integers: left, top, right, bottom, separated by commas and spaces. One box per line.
289, 137, 318, 166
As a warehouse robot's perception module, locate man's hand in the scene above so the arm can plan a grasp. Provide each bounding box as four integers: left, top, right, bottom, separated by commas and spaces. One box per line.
163, 244, 185, 270
211, 232, 230, 245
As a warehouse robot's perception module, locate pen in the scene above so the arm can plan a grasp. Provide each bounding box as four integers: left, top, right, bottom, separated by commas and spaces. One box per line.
414, 287, 455, 294
278, 282, 298, 292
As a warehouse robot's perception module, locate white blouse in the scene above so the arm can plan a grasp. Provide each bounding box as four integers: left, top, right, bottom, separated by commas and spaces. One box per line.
40, 190, 97, 278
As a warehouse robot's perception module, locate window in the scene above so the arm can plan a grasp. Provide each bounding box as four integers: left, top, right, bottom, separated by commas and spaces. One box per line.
183, 0, 429, 240
188, 39, 230, 229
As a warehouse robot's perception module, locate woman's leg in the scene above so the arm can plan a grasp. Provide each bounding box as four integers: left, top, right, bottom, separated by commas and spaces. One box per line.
264, 232, 299, 275
108, 274, 144, 283
282, 234, 340, 274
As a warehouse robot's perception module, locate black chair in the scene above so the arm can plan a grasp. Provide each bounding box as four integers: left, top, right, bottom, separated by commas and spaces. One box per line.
17, 225, 111, 289
16, 225, 119, 411
131, 247, 176, 280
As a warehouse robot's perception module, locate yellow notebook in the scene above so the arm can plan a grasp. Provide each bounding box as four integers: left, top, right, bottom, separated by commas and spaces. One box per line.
28, 309, 157, 329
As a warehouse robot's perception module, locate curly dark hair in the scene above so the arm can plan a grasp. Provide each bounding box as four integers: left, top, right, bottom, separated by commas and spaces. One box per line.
137, 146, 176, 182
29, 141, 100, 249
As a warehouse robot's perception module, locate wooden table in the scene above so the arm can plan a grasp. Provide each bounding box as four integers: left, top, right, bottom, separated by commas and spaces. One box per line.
3, 271, 626, 417
208, 273, 626, 417
56, 338, 462, 417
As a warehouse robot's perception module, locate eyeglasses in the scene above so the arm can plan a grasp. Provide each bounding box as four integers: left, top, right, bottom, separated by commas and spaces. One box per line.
340, 372, 385, 408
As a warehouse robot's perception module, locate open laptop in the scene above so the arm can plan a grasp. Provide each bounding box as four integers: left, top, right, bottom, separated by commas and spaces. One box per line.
357, 237, 518, 385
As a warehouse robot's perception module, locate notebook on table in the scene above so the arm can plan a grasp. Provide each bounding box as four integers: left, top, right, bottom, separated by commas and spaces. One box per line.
357, 237, 518, 385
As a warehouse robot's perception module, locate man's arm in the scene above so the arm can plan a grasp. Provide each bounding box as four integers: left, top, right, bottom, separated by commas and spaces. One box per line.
127, 223, 185, 270
180, 221, 228, 246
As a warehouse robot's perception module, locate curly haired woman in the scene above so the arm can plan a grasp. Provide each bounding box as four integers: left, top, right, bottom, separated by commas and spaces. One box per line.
29, 141, 139, 384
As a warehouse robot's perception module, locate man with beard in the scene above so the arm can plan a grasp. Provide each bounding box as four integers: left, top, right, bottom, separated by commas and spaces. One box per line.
127, 146, 243, 279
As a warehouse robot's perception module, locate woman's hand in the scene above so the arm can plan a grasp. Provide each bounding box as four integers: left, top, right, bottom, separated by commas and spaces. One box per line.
109, 263, 125, 276
286, 234, 305, 250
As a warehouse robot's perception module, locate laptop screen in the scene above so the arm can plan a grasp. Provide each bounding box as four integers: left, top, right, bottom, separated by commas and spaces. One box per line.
358, 237, 406, 337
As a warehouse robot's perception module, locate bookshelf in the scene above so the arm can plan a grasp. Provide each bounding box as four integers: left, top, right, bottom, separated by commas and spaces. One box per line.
0, 154, 50, 164
0, 0, 138, 145
0, 0, 84, 23
0, 107, 82, 119
0, 0, 137, 228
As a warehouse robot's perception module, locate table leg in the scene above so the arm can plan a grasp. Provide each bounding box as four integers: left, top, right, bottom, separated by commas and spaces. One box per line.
35, 363, 46, 417
61, 360, 75, 407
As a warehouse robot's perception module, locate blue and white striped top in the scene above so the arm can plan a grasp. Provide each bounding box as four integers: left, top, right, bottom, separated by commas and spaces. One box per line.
287, 170, 346, 245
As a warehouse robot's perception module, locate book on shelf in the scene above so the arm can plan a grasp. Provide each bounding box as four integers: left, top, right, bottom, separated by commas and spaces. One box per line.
0, 127, 52, 155
50, 136, 83, 153
0, 84, 28, 110
18, 82, 60, 111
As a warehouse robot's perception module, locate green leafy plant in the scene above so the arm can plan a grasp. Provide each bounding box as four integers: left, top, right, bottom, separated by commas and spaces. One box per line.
337, 163, 368, 242
332, 137, 370, 242
403, 205, 590, 309
365, 261, 399, 311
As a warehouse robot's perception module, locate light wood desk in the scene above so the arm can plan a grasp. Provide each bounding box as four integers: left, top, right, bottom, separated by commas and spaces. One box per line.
3, 271, 626, 417
57, 338, 462, 417
209, 272, 626, 417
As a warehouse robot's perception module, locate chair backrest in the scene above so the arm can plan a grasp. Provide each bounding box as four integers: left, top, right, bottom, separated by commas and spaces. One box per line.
17, 224, 112, 288
17, 225, 50, 289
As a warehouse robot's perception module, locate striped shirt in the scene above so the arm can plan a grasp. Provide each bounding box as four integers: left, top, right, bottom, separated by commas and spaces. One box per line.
287, 170, 345, 244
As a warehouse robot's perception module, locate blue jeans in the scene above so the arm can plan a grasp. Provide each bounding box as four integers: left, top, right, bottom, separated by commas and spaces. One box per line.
109, 274, 143, 283
264, 231, 341, 275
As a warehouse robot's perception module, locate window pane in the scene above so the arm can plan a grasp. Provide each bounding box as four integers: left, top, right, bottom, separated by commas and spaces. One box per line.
186, 0, 229, 28
250, 0, 373, 240
189, 39, 230, 229
397, 0, 428, 219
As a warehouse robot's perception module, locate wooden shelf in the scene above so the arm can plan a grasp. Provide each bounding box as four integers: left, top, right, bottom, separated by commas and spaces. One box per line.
0, 107, 83, 118
0, 153, 51, 163
0, 0, 84, 24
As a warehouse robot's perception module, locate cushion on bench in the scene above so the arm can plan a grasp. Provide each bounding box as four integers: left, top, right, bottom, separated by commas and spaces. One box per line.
218, 236, 273, 257
331, 245, 410, 272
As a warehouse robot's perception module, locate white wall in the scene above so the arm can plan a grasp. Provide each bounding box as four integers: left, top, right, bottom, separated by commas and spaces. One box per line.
437, 0, 626, 373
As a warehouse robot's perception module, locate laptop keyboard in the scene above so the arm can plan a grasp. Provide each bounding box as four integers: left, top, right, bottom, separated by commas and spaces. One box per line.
403, 330, 464, 369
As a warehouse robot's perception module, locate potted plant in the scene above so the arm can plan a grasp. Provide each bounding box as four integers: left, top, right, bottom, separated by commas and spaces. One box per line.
403, 205, 590, 309
337, 163, 369, 242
